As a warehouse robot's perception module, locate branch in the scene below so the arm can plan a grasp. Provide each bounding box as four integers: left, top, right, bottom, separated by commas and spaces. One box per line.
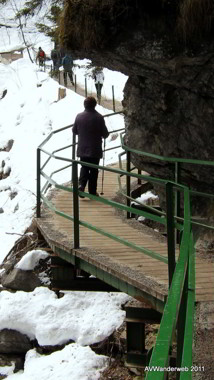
0, 23, 13, 28
5, 232, 25, 236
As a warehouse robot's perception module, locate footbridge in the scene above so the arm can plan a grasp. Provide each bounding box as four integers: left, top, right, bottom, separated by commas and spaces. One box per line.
36, 111, 214, 379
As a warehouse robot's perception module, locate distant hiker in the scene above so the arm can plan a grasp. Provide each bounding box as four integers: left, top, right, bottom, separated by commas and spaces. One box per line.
93, 67, 104, 103
73, 96, 109, 197
51, 48, 60, 71
36, 47, 46, 67
62, 54, 74, 86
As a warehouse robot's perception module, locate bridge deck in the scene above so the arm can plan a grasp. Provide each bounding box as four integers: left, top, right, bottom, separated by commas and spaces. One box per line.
36, 163, 214, 307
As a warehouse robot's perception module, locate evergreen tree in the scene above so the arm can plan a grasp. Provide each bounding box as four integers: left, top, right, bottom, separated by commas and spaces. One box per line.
36, 4, 62, 41
0, 0, 63, 43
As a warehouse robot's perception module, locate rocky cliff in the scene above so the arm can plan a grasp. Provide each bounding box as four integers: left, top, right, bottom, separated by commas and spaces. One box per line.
60, 0, 214, 220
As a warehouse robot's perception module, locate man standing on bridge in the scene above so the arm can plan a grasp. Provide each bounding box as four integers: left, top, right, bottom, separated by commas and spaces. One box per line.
73, 96, 109, 197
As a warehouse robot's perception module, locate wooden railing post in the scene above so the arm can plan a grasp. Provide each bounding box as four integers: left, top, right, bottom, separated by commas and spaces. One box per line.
166, 182, 176, 287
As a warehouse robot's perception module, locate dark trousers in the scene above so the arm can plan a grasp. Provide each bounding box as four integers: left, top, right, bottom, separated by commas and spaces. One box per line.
63, 70, 73, 86
79, 157, 100, 195
95, 83, 103, 96
38, 58, 45, 67
52, 59, 59, 71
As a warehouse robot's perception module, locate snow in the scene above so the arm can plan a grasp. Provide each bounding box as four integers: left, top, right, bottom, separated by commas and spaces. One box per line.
15, 249, 49, 270
0, 364, 15, 377
0, 56, 130, 377
0, 6, 130, 377
0, 57, 126, 262
6, 345, 108, 380
0, 287, 129, 347
0, 44, 25, 53
132, 191, 159, 205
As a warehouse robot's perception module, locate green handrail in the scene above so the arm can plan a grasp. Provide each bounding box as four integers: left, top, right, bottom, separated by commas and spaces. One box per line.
120, 135, 214, 166
119, 135, 214, 231
145, 187, 194, 379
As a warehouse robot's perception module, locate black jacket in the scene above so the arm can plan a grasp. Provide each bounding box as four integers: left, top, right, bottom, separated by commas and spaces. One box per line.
73, 109, 109, 158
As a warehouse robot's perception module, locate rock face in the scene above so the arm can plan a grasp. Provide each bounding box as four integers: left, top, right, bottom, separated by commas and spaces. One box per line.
60, 0, 214, 219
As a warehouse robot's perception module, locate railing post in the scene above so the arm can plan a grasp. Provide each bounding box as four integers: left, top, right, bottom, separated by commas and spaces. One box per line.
72, 160, 80, 249
112, 85, 115, 112
138, 169, 142, 185
36, 148, 41, 218
72, 133, 76, 162
85, 77, 87, 97
126, 150, 131, 219
74, 74, 77, 93
176, 266, 188, 379
175, 162, 181, 244
97, 82, 101, 104
166, 182, 176, 287
72, 132, 76, 183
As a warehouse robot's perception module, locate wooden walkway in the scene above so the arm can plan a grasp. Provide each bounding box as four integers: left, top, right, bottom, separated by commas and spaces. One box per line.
36, 163, 214, 309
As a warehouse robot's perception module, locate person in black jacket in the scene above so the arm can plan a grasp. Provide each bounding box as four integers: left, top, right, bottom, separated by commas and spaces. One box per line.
62, 54, 74, 86
51, 48, 60, 71
73, 96, 109, 196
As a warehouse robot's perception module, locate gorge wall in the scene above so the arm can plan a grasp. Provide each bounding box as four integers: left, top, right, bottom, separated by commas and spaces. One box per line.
60, 0, 214, 222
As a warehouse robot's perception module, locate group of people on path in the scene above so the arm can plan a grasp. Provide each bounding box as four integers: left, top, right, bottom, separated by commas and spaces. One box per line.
36, 46, 74, 86
36, 46, 108, 195
37, 47, 105, 100
51, 48, 74, 85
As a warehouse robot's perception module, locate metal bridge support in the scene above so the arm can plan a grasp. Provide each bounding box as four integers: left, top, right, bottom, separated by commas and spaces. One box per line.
50, 254, 76, 292
125, 303, 162, 368
50, 254, 119, 293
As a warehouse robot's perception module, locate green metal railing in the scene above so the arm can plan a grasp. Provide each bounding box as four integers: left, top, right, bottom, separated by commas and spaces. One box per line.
120, 136, 214, 232
36, 112, 213, 378
145, 185, 195, 380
